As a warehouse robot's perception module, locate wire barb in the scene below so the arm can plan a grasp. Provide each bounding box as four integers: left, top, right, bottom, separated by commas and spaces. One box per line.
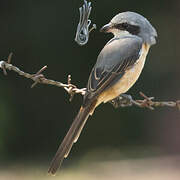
7, 52, 13, 64
109, 92, 180, 111
31, 66, 47, 88
2, 63, 7, 75
0, 52, 14, 75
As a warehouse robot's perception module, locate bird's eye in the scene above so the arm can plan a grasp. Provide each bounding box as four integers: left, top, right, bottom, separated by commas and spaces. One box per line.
113, 23, 130, 30
121, 23, 129, 29
113, 23, 124, 30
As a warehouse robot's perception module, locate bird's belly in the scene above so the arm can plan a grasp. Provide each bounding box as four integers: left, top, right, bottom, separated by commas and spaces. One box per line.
112, 56, 145, 96
97, 44, 149, 105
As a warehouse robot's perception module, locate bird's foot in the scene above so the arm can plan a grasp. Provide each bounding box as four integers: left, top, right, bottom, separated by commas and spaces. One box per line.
109, 94, 133, 108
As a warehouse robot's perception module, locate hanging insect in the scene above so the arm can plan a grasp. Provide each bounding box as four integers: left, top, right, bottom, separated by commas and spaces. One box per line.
75, 0, 96, 46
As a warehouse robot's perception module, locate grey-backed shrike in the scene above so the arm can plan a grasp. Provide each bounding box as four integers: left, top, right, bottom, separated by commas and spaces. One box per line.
48, 11, 157, 174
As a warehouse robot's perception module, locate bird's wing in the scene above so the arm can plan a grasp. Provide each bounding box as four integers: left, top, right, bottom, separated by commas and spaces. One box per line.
84, 36, 143, 103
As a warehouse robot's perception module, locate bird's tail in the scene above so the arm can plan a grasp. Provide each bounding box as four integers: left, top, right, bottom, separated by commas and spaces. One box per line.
48, 100, 96, 175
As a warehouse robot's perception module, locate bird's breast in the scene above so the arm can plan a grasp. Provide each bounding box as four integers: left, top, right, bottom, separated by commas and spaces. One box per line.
97, 43, 150, 105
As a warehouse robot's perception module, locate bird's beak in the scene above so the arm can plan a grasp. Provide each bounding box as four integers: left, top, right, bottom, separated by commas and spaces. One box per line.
100, 23, 112, 33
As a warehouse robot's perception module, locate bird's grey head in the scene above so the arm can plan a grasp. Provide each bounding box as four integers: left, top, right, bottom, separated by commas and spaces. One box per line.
100, 11, 157, 45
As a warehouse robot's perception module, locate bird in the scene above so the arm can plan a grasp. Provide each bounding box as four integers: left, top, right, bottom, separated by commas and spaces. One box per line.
48, 11, 157, 175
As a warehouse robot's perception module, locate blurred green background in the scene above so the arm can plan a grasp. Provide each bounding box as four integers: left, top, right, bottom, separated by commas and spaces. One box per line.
0, 0, 180, 179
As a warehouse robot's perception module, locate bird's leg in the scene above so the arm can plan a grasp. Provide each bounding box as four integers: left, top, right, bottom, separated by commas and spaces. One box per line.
109, 94, 133, 108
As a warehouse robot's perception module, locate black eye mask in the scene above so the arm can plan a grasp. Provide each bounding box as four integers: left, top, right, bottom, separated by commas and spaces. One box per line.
113, 23, 140, 35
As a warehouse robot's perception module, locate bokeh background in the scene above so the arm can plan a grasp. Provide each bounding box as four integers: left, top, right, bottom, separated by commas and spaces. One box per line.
0, 0, 180, 179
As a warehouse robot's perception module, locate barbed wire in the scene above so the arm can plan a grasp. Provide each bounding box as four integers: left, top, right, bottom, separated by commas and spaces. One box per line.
0, 53, 86, 101
0, 53, 179, 110
110, 92, 180, 110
